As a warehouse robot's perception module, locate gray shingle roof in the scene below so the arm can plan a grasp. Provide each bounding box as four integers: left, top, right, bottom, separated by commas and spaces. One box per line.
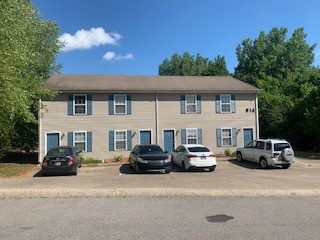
45, 74, 259, 93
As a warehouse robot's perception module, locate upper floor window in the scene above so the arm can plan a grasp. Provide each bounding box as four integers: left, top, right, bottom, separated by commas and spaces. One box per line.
74, 94, 87, 115
215, 95, 236, 113
186, 129, 198, 144
114, 95, 127, 114
186, 95, 197, 114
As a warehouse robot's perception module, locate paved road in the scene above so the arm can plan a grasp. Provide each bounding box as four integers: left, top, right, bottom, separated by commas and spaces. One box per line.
0, 158, 320, 197
0, 197, 320, 240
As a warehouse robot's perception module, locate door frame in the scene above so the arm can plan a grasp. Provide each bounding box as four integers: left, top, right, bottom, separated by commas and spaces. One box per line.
45, 131, 61, 155
242, 127, 254, 147
162, 128, 176, 152
138, 129, 153, 145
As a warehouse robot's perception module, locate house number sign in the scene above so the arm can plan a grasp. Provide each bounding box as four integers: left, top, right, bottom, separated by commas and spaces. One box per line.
246, 108, 255, 113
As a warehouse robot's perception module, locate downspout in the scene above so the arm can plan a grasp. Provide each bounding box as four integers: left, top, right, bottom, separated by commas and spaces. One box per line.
155, 92, 159, 145
38, 99, 42, 163
255, 94, 260, 139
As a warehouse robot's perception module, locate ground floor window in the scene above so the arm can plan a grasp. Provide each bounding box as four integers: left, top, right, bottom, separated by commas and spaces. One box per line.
74, 131, 86, 151
115, 130, 127, 150
187, 129, 198, 144
222, 128, 232, 146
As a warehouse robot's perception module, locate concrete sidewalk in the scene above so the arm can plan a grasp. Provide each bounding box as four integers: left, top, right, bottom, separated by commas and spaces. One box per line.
1, 158, 320, 198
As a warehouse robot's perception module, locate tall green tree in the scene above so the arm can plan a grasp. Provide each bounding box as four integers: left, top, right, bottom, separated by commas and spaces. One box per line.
0, 0, 61, 150
234, 27, 319, 149
158, 52, 229, 76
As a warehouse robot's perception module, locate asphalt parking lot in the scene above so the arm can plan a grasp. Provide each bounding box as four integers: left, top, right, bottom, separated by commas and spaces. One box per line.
0, 158, 320, 197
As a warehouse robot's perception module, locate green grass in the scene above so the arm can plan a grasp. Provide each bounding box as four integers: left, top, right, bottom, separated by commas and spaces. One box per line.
295, 151, 320, 160
0, 163, 37, 178
82, 158, 102, 167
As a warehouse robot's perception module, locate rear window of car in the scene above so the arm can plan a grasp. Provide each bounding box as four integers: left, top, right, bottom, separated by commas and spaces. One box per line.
48, 148, 72, 156
187, 147, 210, 152
139, 145, 164, 154
274, 143, 290, 151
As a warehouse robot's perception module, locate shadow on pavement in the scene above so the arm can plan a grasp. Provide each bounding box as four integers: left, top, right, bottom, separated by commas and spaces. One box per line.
0, 152, 38, 164
228, 159, 283, 170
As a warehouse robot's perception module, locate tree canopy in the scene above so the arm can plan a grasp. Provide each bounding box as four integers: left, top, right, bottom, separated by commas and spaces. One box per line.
158, 52, 229, 76
235, 27, 320, 150
0, 0, 61, 150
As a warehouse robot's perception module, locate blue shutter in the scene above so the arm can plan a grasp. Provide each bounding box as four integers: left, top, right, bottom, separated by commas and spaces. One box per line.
68, 132, 73, 146
197, 95, 201, 114
231, 95, 236, 113
108, 95, 114, 115
232, 128, 237, 147
215, 95, 221, 113
68, 95, 73, 115
127, 95, 132, 115
181, 129, 186, 144
216, 128, 222, 147
109, 130, 114, 151
87, 95, 92, 115
181, 95, 186, 114
197, 129, 202, 144
87, 132, 92, 152
127, 131, 132, 150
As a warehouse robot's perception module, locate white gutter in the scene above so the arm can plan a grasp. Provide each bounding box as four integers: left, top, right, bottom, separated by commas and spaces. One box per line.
38, 99, 42, 163
155, 92, 159, 145
255, 94, 260, 139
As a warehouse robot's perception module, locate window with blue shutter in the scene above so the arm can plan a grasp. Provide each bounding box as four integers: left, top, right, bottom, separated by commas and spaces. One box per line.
197, 128, 202, 144
127, 130, 132, 150
196, 95, 201, 114
216, 128, 222, 147
181, 95, 186, 114
68, 95, 73, 115
232, 128, 237, 147
181, 129, 186, 144
68, 132, 73, 146
109, 95, 114, 115
87, 95, 92, 115
231, 95, 236, 113
109, 130, 114, 151
215, 95, 221, 113
87, 132, 92, 152
127, 95, 132, 115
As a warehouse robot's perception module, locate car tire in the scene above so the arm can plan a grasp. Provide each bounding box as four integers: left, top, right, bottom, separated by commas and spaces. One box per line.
129, 162, 134, 169
208, 166, 216, 172
236, 152, 243, 162
282, 164, 291, 169
260, 158, 268, 169
165, 170, 171, 174
181, 161, 187, 170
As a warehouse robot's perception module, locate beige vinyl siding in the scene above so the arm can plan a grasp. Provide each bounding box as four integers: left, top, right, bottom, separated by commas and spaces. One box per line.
40, 92, 257, 160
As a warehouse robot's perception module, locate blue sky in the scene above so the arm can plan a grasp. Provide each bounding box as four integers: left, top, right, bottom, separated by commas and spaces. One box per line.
32, 0, 320, 75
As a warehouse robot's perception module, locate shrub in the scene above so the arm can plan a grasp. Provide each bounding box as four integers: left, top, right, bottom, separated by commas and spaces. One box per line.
113, 154, 124, 162
224, 148, 231, 156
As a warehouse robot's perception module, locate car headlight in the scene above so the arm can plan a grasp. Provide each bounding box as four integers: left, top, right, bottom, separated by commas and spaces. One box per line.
161, 158, 171, 163
137, 157, 148, 163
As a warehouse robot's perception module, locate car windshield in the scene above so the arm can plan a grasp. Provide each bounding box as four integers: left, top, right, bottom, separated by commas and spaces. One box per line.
47, 148, 72, 156
139, 145, 164, 154
187, 147, 210, 152
274, 143, 290, 151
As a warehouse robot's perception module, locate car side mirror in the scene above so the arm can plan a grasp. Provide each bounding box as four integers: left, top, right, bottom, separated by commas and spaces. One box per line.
165, 151, 168, 154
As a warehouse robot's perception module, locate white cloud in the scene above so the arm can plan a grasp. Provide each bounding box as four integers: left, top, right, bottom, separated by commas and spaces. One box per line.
103, 52, 134, 61
59, 27, 122, 52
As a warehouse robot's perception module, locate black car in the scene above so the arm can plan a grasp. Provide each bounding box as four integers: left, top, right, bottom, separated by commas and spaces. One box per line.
42, 146, 82, 176
129, 144, 171, 173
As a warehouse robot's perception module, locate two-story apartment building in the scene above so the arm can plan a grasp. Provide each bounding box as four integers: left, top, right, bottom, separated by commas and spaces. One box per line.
39, 75, 260, 162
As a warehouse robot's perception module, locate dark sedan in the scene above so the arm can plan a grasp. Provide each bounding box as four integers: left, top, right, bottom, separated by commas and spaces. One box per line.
129, 144, 171, 173
42, 146, 82, 176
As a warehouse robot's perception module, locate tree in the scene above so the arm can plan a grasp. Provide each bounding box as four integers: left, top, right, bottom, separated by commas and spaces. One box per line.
158, 52, 229, 76
234, 27, 319, 149
0, 0, 61, 150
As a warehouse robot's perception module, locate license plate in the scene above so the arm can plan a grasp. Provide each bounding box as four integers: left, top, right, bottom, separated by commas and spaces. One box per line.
54, 162, 61, 166
201, 156, 206, 159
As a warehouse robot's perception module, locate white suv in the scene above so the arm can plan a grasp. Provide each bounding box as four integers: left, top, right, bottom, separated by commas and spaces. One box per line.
236, 139, 295, 169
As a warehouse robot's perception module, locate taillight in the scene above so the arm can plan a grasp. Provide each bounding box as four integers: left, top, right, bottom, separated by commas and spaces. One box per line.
68, 156, 75, 166
186, 154, 198, 158
42, 159, 48, 166
273, 153, 280, 158
209, 154, 216, 157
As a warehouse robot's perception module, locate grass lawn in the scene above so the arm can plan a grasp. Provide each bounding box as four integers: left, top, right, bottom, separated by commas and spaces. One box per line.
0, 163, 38, 178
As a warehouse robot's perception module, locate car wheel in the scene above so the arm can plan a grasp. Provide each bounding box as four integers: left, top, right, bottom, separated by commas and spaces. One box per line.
208, 166, 215, 172
282, 164, 291, 169
236, 152, 243, 162
181, 161, 187, 170
165, 170, 171, 174
260, 158, 268, 169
